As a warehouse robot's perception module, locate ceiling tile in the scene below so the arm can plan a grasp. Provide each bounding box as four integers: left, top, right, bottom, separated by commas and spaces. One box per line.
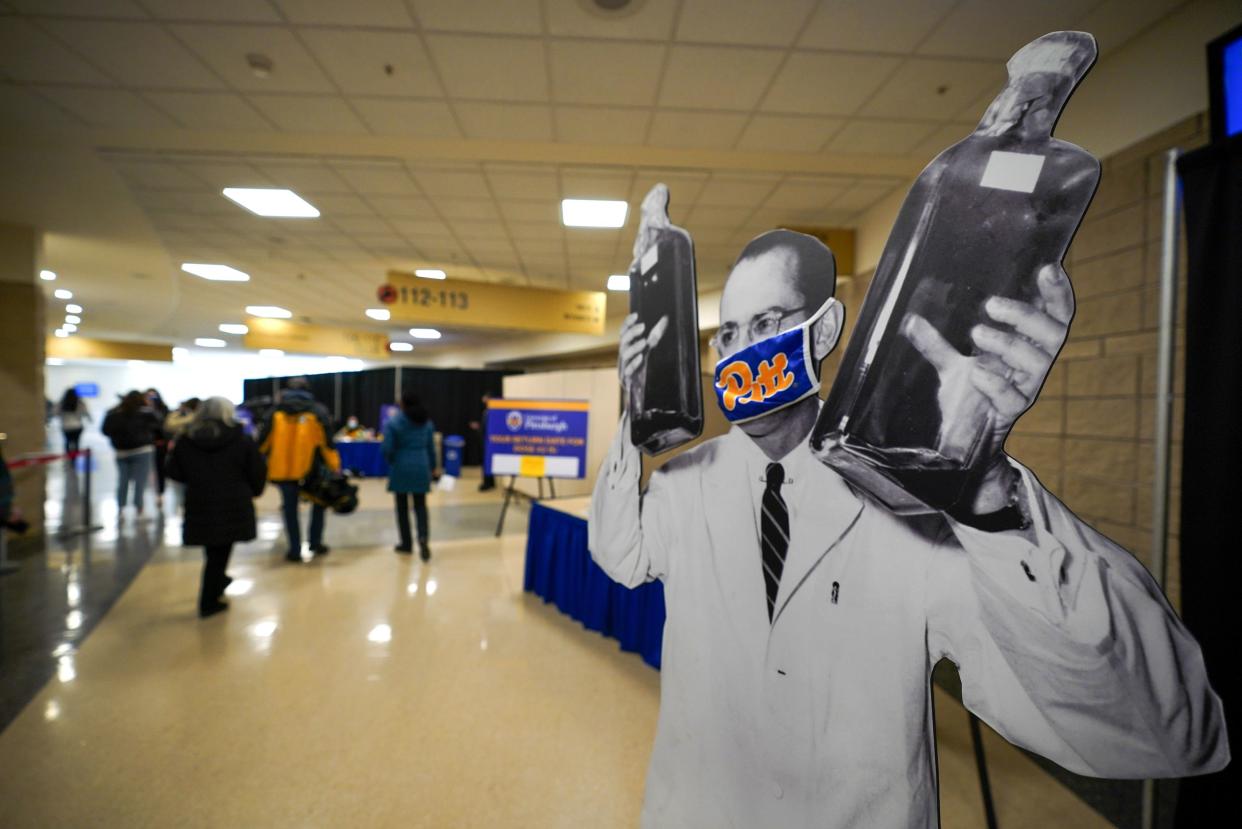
275, 0, 413, 27
450, 219, 507, 240
180, 160, 269, 188
908, 122, 973, 162
859, 58, 1005, 120
334, 164, 417, 195
763, 178, 854, 211
257, 162, 353, 194
647, 111, 748, 149
247, 95, 369, 134
561, 168, 631, 200
917, 0, 1100, 60
298, 29, 442, 97
425, 34, 548, 102
0, 20, 113, 85
798, 0, 957, 53
390, 218, 453, 238
512, 238, 564, 256
826, 119, 937, 155
761, 53, 901, 116
408, 167, 487, 199
736, 114, 844, 153
830, 181, 901, 212
365, 196, 438, 219
351, 98, 461, 138
485, 166, 561, 200
505, 219, 564, 240
685, 205, 752, 228
630, 171, 710, 210
658, 45, 784, 110
109, 158, 205, 190
676, 0, 817, 47
331, 216, 389, 233
43, 20, 224, 88
143, 92, 274, 131
436, 198, 500, 221
40, 88, 179, 129
554, 106, 650, 145
1077, 0, 1185, 56
411, 0, 542, 35
141, 0, 283, 22
544, 0, 678, 40
696, 175, 782, 207
171, 24, 335, 94
455, 102, 553, 141
548, 40, 666, 106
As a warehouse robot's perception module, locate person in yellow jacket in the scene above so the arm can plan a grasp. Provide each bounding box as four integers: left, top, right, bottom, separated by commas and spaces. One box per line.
258, 377, 338, 563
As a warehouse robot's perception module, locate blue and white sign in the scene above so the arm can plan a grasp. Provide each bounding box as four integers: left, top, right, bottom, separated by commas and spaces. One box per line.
484, 398, 589, 479
73, 382, 99, 398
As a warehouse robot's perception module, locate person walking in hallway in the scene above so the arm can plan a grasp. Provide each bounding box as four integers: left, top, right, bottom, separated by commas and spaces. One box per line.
165, 397, 266, 618
145, 389, 170, 511
258, 377, 336, 563
55, 387, 90, 455
384, 391, 439, 561
101, 390, 161, 520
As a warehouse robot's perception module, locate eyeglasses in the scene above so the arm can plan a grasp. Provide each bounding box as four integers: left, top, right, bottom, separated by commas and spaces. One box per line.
711, 306, 812, 352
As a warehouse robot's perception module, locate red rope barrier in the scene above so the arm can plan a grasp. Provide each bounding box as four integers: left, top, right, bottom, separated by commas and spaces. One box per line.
6, 449, 90, 470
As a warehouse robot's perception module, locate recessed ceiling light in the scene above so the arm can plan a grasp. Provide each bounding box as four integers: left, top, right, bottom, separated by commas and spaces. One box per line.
414, 269, 446, 280
182, 263, 250, 282
245, 305, 292, 319
65, 304, 82, 314
607, 274, 631, 291
65, 315, 81, 324
194, 337, 227, 348
54, 289, 73, 300
62, 323, 78, 333
172, 347, 188, 358
259, 348, 284, 358
561, 198, 628, 228
389, 342, 414, 352
409, 328, 441, 340
366, 308, 391, 321
54, 329, 69, 338
222, 187, 320, 218
47, 357, 65, 366
40, 270, 56, 281
218, 323, 249, 335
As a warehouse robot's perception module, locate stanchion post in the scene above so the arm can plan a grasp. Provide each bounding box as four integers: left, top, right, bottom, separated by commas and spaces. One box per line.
83, 448, 93, 530
0, 525, 15, 575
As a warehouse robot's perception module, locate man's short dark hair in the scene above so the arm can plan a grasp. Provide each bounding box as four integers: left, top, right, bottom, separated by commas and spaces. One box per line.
286, 376, 310, 391
732, 229, 837, 307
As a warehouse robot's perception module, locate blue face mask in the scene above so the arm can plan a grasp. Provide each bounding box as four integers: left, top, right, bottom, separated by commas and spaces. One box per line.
713, 299, 836, 424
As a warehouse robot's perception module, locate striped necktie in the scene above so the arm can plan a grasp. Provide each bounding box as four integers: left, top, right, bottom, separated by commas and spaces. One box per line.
761, 462, 789, 623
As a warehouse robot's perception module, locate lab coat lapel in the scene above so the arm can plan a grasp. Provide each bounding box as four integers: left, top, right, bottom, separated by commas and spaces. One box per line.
702, 429, 770, 636
772, 454, 864, 625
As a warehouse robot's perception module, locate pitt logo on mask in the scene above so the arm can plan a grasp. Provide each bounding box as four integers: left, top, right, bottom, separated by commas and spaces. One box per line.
712, 298, 836, 424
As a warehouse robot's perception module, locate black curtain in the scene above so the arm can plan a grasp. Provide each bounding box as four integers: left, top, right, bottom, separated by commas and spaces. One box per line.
1173, 134, 1242, 827
400, 367, 509, 465
340, 368, 397, 430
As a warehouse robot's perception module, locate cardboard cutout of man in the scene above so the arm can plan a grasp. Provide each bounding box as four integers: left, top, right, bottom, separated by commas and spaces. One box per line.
589, 228, 1228, 828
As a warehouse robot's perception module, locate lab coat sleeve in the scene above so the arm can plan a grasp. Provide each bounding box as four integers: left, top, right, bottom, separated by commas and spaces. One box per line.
926, 458, 1230, 779
587, 414, 674, 587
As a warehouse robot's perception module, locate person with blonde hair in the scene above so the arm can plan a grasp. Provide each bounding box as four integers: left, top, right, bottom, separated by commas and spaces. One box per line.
166, 396, 267, 618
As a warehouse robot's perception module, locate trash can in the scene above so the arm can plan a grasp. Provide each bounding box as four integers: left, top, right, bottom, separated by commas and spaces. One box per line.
442, 434, 465, 477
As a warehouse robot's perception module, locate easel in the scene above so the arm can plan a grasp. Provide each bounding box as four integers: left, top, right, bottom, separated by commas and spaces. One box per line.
494, 474, 558, 537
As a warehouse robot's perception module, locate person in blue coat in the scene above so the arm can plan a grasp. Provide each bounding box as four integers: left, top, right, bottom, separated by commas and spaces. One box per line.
383, 391, 439, 561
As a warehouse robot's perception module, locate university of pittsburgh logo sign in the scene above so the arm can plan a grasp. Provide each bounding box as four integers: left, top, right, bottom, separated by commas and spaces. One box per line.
716, 354, 796, 412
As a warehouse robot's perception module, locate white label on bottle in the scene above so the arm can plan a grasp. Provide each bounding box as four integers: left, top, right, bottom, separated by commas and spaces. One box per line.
980, 150, 1045, 193
641, 244, 659, 275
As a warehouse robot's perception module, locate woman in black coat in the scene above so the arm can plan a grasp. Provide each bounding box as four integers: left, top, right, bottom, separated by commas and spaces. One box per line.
165, 397, 267, 618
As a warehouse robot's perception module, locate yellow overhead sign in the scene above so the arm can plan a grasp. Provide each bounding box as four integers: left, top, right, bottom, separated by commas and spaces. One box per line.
379, 271, 607, 336
47, 337, 172, 362
243, 319, 390, 359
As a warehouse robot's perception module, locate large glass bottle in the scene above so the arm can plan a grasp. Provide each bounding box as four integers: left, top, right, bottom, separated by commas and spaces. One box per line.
810, 31, 1100, 513
628, 184, 703, 455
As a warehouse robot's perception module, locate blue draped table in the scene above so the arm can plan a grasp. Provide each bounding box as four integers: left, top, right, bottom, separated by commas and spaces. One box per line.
524, 499, 665, 670
335, 441, 388, 477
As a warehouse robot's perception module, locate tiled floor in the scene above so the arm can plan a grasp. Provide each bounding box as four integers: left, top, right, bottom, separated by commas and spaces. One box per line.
0, 448, 1112, 827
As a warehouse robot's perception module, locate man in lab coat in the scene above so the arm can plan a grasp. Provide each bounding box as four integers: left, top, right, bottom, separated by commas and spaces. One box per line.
589, 230, 1228, 828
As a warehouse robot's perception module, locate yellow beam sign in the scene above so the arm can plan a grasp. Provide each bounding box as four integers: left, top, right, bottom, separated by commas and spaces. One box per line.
47, 337, 172, 362
243, 319, 390, 359
380, 271, 607, 336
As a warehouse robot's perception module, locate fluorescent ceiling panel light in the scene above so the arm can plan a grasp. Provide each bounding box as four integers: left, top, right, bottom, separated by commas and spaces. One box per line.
414, 269, 446, 280
65, 315, 81, 324
62, 323, 78, 332
245, 305, 292, 319
40, 270, 56, 281
389, 342, 414, 352
561, 198, 628, 228
607, 274, 630, 291
172, 347, 188, 358
65, 304, 82, 314
409, 328, 441, 340
54, 329, 69, 338
194, 337, 227, 348
127, 360, 145, 366
47, 357, 65, 366
259, 349, 284, 357
222, 187, 320, 218
182, 263, 250, 282
365, 308, 391, 321
218, 323, 249, 335
54, 289, 73, 300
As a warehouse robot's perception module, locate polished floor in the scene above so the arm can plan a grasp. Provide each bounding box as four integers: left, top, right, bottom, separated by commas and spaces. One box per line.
0, 445, 1112, 827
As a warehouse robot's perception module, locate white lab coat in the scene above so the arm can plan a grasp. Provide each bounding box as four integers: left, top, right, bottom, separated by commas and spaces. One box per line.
588, 417, 1228, 829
